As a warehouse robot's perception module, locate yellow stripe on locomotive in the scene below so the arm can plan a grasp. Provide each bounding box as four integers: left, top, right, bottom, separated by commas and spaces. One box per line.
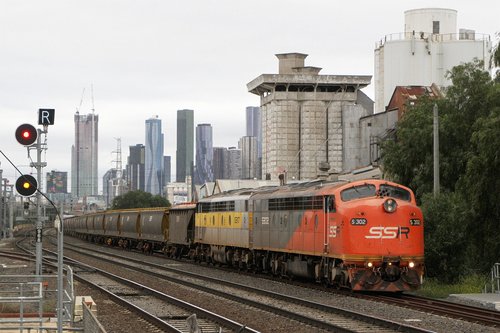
195, 210, 252, 248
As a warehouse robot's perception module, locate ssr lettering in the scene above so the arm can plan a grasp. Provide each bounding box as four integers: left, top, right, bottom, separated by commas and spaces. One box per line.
365, 226, 410, 239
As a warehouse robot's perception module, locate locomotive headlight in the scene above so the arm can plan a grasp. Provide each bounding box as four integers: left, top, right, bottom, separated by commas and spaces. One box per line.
408, 261, 415, 268
367, 262, 373, 268
383, 198, 398, 213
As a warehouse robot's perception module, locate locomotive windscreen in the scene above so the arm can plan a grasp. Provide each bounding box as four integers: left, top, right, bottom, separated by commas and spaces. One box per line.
378, 184, 411, 201
340, 184, 376, 201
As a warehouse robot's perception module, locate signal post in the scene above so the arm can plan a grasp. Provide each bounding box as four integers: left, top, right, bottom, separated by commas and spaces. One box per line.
13, 109, 66, 331
15, 109, 54, 275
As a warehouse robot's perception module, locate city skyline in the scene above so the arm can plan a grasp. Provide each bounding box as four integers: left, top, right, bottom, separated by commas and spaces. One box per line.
1, 1, 498, 189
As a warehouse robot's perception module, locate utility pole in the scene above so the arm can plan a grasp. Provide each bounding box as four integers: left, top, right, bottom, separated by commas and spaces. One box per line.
433, 103, 440, 196
57, 201, 64, 333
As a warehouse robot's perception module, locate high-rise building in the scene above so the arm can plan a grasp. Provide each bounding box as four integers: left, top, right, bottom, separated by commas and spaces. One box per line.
212, 147, 227, 180
226, 147, 241, 180
374, 8, 492, 112
194, 124, 213, 185
145, 116, 164, 195
176, 109, 194, 183
127, 144, 145, 191
239, 136, 258, 179
71, 112, 98, 197
46, 170, 68, 194
103, 168, 118, 207
246, 106, 261, 157
163, 156, 171, 185
248, 53, 372, 180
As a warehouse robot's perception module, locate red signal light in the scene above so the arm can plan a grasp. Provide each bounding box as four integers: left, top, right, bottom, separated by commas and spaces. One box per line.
15, 124, 38, 146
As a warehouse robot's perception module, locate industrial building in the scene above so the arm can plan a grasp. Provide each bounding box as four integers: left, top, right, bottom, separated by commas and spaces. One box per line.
247, 53, 373, 181
374, 8, 492, 113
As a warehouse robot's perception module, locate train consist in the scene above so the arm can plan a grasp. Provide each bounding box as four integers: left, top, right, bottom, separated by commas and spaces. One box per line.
64, 179, 424, 292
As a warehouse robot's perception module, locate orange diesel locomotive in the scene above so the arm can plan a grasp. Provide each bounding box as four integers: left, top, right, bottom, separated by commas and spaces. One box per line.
194, 179, 424, 292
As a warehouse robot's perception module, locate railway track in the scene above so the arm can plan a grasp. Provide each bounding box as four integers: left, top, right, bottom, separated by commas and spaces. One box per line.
62, 237, 500, 329
68, 260, 255, 333
365, 293, 500, 327
14, 235, 258, 333
10, 232, 498, 332
65, 236, 500, 329
54, 240, 433, 333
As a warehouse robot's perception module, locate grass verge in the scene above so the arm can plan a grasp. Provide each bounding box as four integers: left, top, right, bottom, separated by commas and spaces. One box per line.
416, 274, 489, 298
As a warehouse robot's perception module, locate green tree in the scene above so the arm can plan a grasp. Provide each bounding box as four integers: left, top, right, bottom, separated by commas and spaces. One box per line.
438, 60, 493, 192
381, 60, 500, 281
382, 60, 494, 199
381, 97, 435, 199
111, 190, 170, 209
420, 192, 469, 283
458, 105, 500, 271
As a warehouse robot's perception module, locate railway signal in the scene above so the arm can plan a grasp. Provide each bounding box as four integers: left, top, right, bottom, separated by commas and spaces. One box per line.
15, 174, 38, 197
13, 110, 55, 278
15, 123, 38, 146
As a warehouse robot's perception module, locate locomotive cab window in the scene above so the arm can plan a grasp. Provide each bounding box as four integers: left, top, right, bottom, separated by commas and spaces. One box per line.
378, 184, 411, 202
324, 196, 335, 212
341, 184, 376, 201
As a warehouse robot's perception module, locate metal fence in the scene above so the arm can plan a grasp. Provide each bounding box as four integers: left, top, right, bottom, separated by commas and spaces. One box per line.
0, 268, 75, 332
376, 31, 491, 48
82, 301, 106, 333
483, 263, 500, 294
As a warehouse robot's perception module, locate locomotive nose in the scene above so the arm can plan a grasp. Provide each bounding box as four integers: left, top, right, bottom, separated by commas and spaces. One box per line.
384, 264, 401, 281
382, 257, 401, 282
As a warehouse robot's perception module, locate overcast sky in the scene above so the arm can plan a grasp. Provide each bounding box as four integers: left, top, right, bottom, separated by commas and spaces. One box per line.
0, 0, 498, 191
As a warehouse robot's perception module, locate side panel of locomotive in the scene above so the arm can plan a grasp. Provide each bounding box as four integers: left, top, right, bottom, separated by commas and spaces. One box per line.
195, 196, 251, 249
252, 192, 327, 255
